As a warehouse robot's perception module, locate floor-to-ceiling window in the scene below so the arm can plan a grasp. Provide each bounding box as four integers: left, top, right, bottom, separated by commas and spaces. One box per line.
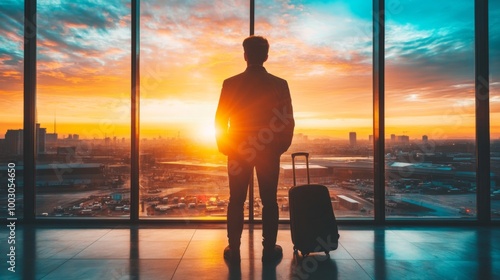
0, 1, 24, 219
255, 0, 373, 219
35, 0, 131, 218
491, 0, 500, 220
2, 0, 497, 223
385, 0, 476, 219
139, 0, 248, 219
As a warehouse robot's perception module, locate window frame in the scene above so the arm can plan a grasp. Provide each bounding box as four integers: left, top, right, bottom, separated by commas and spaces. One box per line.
20, 0, 494, 225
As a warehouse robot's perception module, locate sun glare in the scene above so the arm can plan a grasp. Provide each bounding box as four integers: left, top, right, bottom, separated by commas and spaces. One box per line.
195, 122, 217, 145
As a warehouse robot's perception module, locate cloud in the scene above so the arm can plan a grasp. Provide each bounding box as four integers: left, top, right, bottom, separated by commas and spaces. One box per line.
38, 0, 129, 29
31, 0, 131, 93
386, 22, 474, 80
0, 1, 24, 78
0, 0, 30, 126
1, 0, 499, 138
384, 14, 477, 113
491, 2, 500, 81
139, 0, 249, 101
36, 2, 130, 54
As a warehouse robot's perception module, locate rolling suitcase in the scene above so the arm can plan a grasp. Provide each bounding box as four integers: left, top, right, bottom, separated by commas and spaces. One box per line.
289, 152, 339, 257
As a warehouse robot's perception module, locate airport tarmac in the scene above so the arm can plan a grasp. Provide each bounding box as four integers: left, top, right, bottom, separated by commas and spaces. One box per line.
32, 184, 500, 219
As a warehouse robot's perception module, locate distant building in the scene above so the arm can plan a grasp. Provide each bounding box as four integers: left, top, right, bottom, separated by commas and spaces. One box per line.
337, 195, 361, 211
397, 135, 410, 143
4, 124, 48, 155
349, 132, 357, 146
294, 133, 308, 142
369, 135, 373, 142
46, 133, 58, 142
422, 135, 428, 142
57, 146, 76, 156
37, 123, 46, 154
35, 163, 105, 187
391, 134, 396, 142
0, 162, 105, 188
281, 164, 330, 182
5, 129, 23, 155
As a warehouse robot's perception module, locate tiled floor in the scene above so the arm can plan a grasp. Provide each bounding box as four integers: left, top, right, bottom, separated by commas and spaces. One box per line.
1, 224, 500, 279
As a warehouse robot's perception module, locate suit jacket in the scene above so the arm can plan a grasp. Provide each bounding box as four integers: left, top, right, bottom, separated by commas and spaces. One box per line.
215, 65, 294, 159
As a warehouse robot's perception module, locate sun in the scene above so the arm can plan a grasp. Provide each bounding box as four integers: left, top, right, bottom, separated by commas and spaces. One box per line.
200, 123, 216, 140
194, 122, 217, 146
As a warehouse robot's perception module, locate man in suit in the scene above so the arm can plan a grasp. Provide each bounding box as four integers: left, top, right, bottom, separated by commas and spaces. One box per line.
215, 35, 295, 265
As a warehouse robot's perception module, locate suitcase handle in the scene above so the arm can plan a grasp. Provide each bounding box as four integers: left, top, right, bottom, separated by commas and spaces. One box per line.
291, 152, 310, 186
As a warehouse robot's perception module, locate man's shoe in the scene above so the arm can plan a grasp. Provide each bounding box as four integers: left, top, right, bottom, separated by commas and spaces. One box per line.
262, 244, 283, 263
224, 245, 241, 265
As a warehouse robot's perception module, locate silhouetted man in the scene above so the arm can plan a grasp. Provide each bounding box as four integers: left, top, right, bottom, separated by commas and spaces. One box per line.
215, 35, 295, 265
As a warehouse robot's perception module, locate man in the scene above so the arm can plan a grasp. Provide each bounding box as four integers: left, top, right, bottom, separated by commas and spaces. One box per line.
215, 35, 295, 265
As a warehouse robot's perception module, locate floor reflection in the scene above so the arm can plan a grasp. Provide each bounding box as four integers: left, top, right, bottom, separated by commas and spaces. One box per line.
2, 225, 498, 279
289, 251, 338, 280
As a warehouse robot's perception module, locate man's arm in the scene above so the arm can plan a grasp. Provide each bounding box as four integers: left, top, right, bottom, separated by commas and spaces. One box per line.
279, 81, 295, 153
215, 81, 231, 155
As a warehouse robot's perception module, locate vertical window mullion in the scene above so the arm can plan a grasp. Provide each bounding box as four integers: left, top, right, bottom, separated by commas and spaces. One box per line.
24, 0, 37, 223
131, 0, 140, 222
475, 0, 490, 224
250, 0, 254, 35
373, 0, 385, 224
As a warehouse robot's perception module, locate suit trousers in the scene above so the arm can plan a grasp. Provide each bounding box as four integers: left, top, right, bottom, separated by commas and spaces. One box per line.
226, 152, 281, 249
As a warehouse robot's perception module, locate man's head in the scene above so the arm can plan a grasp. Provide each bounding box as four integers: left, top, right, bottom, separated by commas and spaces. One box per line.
243, 36, 269, 65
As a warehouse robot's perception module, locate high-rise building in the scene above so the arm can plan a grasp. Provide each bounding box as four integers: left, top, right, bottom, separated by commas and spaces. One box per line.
46, 133, 58, 142
391, 134, 396, 142
4, 124, 47, 155
5, 129, 23, 155
37, 123, 46, 154
422, 135, 428, 142
397, 135, 410, 143
349, 132, 357, 146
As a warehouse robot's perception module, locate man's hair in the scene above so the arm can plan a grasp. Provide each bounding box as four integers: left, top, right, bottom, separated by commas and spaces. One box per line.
243, 36, 269, 65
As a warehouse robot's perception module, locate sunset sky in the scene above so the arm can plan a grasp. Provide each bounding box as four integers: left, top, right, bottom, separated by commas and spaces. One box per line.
0, 0, 499, 146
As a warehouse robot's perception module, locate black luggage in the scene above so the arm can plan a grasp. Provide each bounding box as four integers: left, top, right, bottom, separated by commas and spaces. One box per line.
288, 152, 339, 257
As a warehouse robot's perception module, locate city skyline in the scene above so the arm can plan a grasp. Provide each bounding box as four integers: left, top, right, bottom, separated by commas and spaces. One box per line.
0, 123, 478, 155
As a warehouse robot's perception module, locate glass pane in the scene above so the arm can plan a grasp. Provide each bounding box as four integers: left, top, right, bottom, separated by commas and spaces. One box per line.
386, 0, 476, 219
491, 0, 500, 220
139, 0, 248, 219
255, 0, 373, 219
0, 1, 24, 219
36, 0, 131, 218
